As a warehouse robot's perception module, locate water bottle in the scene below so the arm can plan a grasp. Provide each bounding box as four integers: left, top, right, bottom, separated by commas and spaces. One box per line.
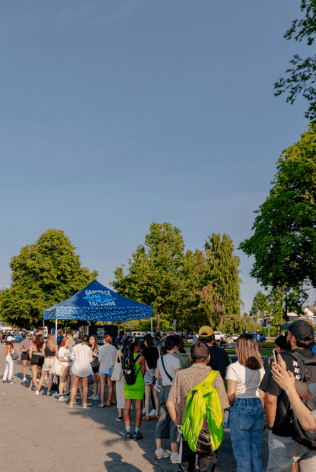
223, 409, 230, 429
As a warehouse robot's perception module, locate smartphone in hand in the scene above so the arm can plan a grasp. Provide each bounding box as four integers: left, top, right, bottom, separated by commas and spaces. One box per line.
273, 348, 278, 364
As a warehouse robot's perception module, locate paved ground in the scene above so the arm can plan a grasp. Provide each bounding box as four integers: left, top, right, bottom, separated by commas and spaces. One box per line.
0, 344, 269, 472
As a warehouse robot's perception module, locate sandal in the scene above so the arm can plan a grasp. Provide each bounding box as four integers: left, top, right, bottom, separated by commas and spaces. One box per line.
68, 405, 74, 408
98, 405, 105, 408
110, 401, 116, 405
152, 415, 159, 420
105, 403, 111, 407
142, 416, 150, 421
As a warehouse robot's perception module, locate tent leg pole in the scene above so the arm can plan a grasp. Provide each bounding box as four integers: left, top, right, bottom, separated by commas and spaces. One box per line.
123, 322, 125, 341
151, 318, 153, 335
55, 319, 57, 342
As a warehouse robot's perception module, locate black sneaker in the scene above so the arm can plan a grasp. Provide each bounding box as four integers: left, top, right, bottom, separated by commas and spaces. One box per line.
133, 431, 143, 441
125, 432, 133, 441
116, 416, 123, 422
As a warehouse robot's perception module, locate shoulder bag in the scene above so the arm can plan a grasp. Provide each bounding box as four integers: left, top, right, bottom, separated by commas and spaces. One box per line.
111, 352, 123, 381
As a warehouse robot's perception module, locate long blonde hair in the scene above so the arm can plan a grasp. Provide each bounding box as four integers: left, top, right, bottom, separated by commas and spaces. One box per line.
46, 333, 56, 352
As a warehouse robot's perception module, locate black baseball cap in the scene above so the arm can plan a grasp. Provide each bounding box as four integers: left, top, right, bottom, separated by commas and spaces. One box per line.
288, 320, 314, 340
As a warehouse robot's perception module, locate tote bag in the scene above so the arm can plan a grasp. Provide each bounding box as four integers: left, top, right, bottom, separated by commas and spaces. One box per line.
50, 358, 66, 377
111, 353, 123, 381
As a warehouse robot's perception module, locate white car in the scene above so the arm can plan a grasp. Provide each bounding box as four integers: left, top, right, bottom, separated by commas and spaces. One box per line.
213, 332, 224, 341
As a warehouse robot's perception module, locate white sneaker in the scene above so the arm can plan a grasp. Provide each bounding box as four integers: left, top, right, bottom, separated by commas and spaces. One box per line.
142, 407, 146, 415
154, 449, 170, 460
23, 377, 27, 382
59, 396, 68, 402
169, 453, 180, 464
88, 395, 96, 400
93, 395, 101, 400
149, 409, 156, 417
47, 391, 52, 396
35, 391, 39, 396
52, 392, 60, 397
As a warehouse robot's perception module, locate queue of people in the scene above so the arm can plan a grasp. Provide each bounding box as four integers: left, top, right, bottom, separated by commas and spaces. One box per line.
2, 321, 316, 472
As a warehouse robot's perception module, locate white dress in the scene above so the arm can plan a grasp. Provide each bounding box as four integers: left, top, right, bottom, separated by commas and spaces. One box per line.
70, 343, 93, 378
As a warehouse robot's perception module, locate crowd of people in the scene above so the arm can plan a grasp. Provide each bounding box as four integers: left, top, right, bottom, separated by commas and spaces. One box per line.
2, 320, 316, 472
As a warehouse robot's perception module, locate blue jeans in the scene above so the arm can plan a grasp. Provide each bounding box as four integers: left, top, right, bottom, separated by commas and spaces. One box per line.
230, 397, 264, 472
155, 340, 162, 348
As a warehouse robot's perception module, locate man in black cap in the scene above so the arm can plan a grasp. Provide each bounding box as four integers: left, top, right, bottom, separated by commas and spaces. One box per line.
259, 320, 316, 472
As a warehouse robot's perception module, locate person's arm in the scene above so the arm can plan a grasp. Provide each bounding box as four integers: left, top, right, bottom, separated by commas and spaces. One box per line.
145, 360, 153, 376
272, 356, 316, 431
155, 364, 162, 379
55, 345, 58, 356
259, 389, 265, 408
138, 355, 146, 376
295, 379, 313, 401
174, 368, 181, 375
20, 342, 25, 353
29, 345, 33, 359
167, 399, 178, 426
264, 393, 278, 429
226, 379, 237, 406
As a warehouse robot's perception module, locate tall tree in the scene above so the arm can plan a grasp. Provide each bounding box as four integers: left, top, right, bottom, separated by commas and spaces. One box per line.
239, 124, 316, 293
0, 229, 98, 328
199, 233, 241, 325
274, 1, 316, 121
250, 291, 269, 317
112, 222, 199, 330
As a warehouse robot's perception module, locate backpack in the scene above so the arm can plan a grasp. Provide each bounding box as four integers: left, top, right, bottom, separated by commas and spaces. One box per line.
181, 370, 224, 453
122, 351, 141, 386
286, 351, 316, 450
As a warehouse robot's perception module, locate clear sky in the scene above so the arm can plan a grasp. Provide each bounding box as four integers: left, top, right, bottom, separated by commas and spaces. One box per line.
1, 0, 314, 311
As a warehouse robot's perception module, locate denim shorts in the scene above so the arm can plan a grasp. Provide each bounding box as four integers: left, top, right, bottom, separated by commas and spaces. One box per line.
98, 372, 109, 377
144, 368, 156, 385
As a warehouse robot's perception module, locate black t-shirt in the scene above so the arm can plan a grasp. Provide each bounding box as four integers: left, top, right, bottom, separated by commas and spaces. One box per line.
207, 345, 230, 380
156, 332, 162, 341
142, 347, 160, 369
259, 348, 314, 437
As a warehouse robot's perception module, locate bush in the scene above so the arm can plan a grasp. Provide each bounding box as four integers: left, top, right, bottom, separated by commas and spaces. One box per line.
270, 326, 278, 337
255, 325, 262, 331
262, 327, 269, 336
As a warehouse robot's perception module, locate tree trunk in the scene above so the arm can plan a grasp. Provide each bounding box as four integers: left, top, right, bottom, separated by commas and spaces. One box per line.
156, 312, 160, 332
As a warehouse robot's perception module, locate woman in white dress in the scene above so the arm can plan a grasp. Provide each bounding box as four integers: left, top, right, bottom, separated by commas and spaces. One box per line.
98, 335, 117, 408
69, 335, 93, 409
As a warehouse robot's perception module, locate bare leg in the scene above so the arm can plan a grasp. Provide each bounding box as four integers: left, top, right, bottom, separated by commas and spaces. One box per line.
59, 378, 66, 397
135, 399, 142, 428
99, 376, 105, 406
145, 385, 151, 416
22, 360, 28, 379
292, 463, 298, 472
29, 365, 38, 390
70, 375, 80, 407
47, 374, 54, 393
93, 373, 98, 396
153, 387, 159, 414
171, 442, 178, 453
65, 373, 70, 395
37, 370, 49, 393
79, 378, 83, 400
124, 399, 132, 427
106, 377, 113, 405
111, 381, 116, 403
82, 376, 89, 406
118, 408, 123, 417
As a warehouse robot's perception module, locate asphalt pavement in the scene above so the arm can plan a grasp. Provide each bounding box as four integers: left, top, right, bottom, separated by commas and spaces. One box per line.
0, 343, 269, 472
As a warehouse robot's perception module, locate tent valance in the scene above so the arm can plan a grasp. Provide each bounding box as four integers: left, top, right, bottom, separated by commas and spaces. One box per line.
43, 280, 152, 322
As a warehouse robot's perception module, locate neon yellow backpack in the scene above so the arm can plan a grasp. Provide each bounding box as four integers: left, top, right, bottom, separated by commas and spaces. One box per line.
181, 370, 224, 453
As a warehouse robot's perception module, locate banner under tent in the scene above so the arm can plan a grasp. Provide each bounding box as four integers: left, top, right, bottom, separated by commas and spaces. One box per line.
43, 279, 153, 336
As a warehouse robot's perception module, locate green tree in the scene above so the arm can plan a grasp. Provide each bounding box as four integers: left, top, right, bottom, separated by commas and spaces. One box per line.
239, 125, 316, 293
200, 233, 241, 324
267, 288, 285, 327
250, 291, 269, 317
0, 229, 98, 329
274, 1, 316, 121
218, 315, 255, 335
112, 222, 199, 330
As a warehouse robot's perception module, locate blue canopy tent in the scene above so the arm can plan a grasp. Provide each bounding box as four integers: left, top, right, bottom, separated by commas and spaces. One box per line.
43, 280, 153, 335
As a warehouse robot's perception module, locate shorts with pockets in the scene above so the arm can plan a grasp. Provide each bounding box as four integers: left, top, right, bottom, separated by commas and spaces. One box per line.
31, 356, 44, 367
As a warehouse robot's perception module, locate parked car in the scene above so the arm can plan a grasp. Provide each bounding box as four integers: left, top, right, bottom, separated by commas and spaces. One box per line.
251, 332, 266, 342
213, 331, 223, 341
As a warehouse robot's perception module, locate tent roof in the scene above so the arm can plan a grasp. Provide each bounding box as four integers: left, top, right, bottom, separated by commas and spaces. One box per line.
43, 280, 152, 322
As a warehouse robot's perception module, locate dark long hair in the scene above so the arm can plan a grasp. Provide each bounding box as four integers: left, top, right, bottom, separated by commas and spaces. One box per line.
161, 335, 179, 355
34, 335, 44, 350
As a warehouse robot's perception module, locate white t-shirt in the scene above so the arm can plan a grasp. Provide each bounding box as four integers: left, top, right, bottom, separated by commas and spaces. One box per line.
226, 361, 265, 398
98, 344, 117, 375
58, 347, 70, 367
157, 353, 181, 385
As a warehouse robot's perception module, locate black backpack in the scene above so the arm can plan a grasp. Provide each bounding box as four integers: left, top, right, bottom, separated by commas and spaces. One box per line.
286, 351, 316, 450
122, 351, 141, 386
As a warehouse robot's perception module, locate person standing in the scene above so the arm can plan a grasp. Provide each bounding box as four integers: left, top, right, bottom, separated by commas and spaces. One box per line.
37, 333, 58, 395
57, 337, 72, 401
88, 335, 100, 401
69, 335, 93, 409
123, 338, 146, 441
20, 332, 32, 382
113, 346, 125, 421
142, 334, 160, 421
155, 330, 162, 349
3, 340, 14, 383
167, 342, 229, 472
98, 335, 117, 408
174, 336, 191, 370
226, 333, 265, 472
260, 320, 316, 472
198, 326, 230, 381
154, 336, 181, 463
192, 332, 198, 344
57, 330, 64, 347
29, 335, 45, 391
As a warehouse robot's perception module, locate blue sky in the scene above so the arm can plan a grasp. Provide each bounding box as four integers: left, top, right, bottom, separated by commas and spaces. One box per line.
1, 0, 315, 311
